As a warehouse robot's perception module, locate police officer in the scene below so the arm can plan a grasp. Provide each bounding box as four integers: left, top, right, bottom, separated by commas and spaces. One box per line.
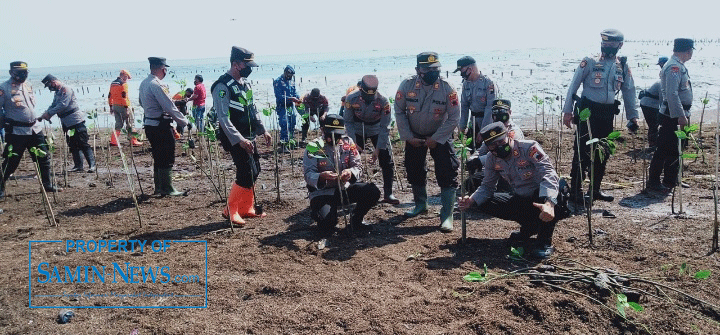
303, 114, 380, 236
139, 57, 189, 196
213, 46, 272, 226
464, 99, 525, 194
300, 88, 329, 146
0, 61, 60, 199
639, 57, 668, 148
562, 29, 639, 204
647, 39, 695, 193
395, 52, 460, 232
459, 122, 569, 259
37, 75, 96, 173
274, 65, 301, 153
343, 75, 398, 204
455, 56, 497, 148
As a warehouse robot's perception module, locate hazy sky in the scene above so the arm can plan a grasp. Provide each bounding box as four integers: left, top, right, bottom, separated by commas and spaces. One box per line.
1, 0, 717, 68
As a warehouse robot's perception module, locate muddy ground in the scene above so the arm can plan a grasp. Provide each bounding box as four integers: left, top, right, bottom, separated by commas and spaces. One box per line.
0, 125, 719, 335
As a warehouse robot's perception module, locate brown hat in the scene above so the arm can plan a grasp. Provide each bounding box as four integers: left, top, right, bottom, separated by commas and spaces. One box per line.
119, 69, 132, 79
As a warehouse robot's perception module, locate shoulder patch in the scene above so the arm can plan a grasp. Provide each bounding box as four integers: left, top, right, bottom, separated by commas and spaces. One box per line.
0, 90, 3, 97
395, 91, 403, 100
383, 103, 391, 114
671, 66, 680, 73
529, 145, 544, 162
449, 91, 459, 107
580, 60, 587, 68
219, 90, 226, 98
488, 83, 495, 94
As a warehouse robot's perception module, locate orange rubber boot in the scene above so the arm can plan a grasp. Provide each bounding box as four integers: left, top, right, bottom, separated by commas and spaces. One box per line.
109, 130, 119, 146
238, 185, 266, 218
130, 132, 144, 146
173, 128, 181, 140
222, 184, 245, 226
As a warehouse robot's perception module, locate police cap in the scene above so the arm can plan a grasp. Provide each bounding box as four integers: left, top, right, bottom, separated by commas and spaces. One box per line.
657, 56, 669, 66
673, 38, 695, 52
491, 99, 511, 111
148, 57, 169, 67
453, 56, 475, 72
417, 52, 441, 68
41, 74, 58, 87
10, 61, 28, 70
231, 47, 258, 67
480, 122, 508, 144
600, 29, 624, 42
322, 114, 346, 135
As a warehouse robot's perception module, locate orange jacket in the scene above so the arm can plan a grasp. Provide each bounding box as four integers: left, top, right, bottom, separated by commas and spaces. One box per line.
108, 77, 130, 107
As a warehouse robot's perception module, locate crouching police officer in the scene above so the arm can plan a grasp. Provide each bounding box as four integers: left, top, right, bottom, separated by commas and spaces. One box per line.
458, 122, 570, 259
303, 114, 381, 237
0, 61, 60, 199
37, 74, 96, 173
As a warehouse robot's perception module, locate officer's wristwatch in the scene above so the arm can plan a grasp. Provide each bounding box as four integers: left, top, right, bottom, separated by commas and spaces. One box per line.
545, 197, 557, 206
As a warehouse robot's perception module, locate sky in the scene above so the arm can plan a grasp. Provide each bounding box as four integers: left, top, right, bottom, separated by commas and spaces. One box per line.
1, 0, 717, 68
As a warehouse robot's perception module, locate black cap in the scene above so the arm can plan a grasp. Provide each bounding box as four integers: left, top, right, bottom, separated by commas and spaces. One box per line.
10, 61, 28, 70
148, 57, 169, 67
416, 52, 441, 68
600, 29, 624, 42
322, 114, 345, 135
310, 88, 320, 97
480, 122, 508, 144
657, 56, 669, 65
360, 75, 378, 95
453, 56, 476, 73
673, 38, 695, 52
194, 74, 203, 82
284, 65, 295, 74
41, 74, 58, 87
230, 46, 258, 67
491, 99, 511, 110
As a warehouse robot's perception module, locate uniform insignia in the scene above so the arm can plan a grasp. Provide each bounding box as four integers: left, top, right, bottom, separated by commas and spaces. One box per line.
480, 96, 486, 103
523, 171, 533, 179
345, 101, 351, 109
162, 86, 169, 94
595, 72, 602, 78
414, 81, 421, 89
449, 91, 459, 107
0, 90, 3, 97
594, 79, 601, 84
488, 83, 495, 93
219, 90, 226, 98
383, 104, 391, 114
428, 55, 436, 62
580, 60, 587, 68
516, 159, 529, 167
671, 66, 680, 73
395, 91, 403, 100
508, 130, 515, 139
15, 102, 23, 107
433, 82, 439, 90
351, 104, 361, 109
513, 149, 520, 157
529, 145, 544, 162
232, 86, 241, 94
407, 92, 417, 98
494, 164, 503, 171
408, 106, 416, 113
343, 143, 350, 151
332, 119, 340, 126
319, 160, 327, 167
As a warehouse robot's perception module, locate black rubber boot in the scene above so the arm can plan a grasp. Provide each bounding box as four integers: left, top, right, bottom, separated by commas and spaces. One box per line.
69, 150, 84, 172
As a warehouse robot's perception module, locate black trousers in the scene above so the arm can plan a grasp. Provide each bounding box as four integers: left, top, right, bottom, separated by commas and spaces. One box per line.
229, 141, 260, 188
354, 133, 394, 194
405, 140, 459, 188
479, 191, 558, 244
570, 103, 615, 194
640, 106, 660, 146
465, 115, 483, 149
310, 182, 380, 234
300, 117, 310, 141
648, 114, 680, 186
145, 125, 175, 169
1, 131, 52, 186
63, 122, 91, 153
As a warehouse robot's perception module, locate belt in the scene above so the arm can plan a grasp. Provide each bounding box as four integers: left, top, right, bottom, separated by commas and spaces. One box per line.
4, 119, 36, 127
353, 114, 381, 126
57, 108, 79, 119
471, 111, 484, 117
662, 101, 691, 111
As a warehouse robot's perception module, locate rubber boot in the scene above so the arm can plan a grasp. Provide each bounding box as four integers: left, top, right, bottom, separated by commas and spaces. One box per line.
152, 167, 161, 195
381, 166, 399, 204
39, 159, 61, 193
158, 168, 184, 196
590, 160, 613, 202
82, 147, 96, 173
69, 150, 84, 172
237, 185, 266, 218
0, 179, 5, 200
109, 130, 119, 146
404, 184, 428, 217
222, 183, 245, 226
130, 132, 144, 147
439, 187, 455, 232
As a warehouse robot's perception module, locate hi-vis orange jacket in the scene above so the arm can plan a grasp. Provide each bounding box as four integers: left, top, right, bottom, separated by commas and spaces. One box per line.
108, 77, 130, 107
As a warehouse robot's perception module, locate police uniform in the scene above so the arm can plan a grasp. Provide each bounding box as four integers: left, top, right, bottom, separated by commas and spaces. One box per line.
395, 52, 460, 231
0, 61, 58, 198
640, 81, 662, 147
303, 115, 380, 235
138, 57, 188, 195
41, 75, 95, 172
455, 56, 497, 146
343, 87, 397, 201
469, 122, 567, 258
648, 39, 694, 189
562, 29, 639, 202
273, 65, 299, 143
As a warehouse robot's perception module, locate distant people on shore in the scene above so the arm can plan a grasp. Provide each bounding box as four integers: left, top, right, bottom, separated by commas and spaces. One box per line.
108, 69, 143, 147
274, 65, 301, 153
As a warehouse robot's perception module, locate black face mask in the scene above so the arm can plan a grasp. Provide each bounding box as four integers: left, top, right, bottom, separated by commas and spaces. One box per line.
284, 72, 294, 80
48, 84, 59, 92
12, 70, 28, 83
492, 110, 510, 123
420, 70, 440, 85
323, 131, 338, 146
460, 69, 471, 80
491, 142, 512, 159
361, 93, 375, 104
601, 46, 620, 58
239, 66, 252, 78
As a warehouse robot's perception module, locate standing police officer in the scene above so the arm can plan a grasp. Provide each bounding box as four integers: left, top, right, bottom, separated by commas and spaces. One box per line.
455, 56, 497, 148
395, 52, 460, 232
647, 39, 694, 193
212, 46, 272, 226
562, 29, 639, 204
38, 75, 96, 173
139, 57, 189, 196
343, 75, 398, 204
459, 122, 569, 259
0, 61, 60, 199
639, 56, 668, 148
274, 65, 301, 153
